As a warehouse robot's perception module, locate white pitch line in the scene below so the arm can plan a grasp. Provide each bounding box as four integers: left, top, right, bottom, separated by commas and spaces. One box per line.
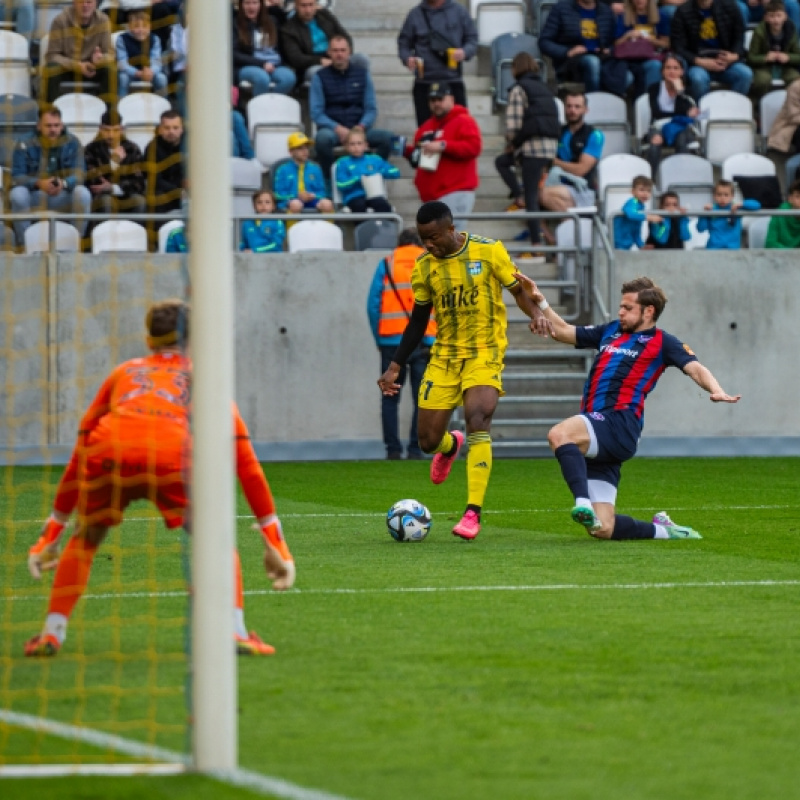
0, 710, 358, 800
6, 579, 800, 604
9, 503, 799, 526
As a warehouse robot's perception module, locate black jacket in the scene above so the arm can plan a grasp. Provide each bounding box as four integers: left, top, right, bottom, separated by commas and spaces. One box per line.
647, 81, 696, 121
670, 0, 746, 64
279, 8, 352, 77
232, 10, 286, 71
84, 136, 145, 198
512, 73, 561, 147
145, 133, 185, 213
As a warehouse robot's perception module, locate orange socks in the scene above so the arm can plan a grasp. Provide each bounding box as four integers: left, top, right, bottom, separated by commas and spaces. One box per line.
48, 536, 98, 619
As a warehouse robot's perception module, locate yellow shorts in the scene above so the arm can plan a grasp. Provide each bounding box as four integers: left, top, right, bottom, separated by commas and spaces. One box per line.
418, 355, 505, 410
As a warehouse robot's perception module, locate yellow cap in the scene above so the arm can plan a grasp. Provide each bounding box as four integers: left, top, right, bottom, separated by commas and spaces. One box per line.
287, 131, 312, 149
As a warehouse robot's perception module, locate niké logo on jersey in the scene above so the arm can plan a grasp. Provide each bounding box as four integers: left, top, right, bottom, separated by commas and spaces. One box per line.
441, 284, 479, 309
467, 261, 482, 276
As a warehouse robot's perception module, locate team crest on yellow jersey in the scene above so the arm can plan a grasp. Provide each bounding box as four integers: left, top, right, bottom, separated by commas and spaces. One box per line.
468, 261, 483, 275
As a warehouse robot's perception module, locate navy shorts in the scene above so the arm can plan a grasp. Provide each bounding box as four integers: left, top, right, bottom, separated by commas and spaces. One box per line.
580, 410, 641, 491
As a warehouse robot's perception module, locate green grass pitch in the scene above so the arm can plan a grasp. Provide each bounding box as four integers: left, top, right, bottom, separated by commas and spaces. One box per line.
1, 457, 799, 799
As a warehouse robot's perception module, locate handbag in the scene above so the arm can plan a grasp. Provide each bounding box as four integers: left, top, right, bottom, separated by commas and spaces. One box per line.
614, 38, 663, 62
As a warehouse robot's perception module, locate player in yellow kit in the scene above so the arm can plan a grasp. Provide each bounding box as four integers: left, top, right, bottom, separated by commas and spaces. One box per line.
378, 201, 552, 540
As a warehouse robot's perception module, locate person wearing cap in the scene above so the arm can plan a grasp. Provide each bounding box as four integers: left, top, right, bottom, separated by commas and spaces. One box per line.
406, 81, 482, 229
398, 0, 478, 126
273, 131, 334, 213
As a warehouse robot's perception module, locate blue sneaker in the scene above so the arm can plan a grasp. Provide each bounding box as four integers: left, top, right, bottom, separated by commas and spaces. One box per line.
652, 511, 702, 539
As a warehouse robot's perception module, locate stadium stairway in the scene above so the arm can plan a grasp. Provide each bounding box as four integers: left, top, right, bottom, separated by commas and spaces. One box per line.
340, 0, 592, 454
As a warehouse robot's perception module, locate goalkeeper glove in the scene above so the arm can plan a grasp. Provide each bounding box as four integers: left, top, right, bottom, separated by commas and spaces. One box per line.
28, 516, 67, 579
255, 517, 295, 591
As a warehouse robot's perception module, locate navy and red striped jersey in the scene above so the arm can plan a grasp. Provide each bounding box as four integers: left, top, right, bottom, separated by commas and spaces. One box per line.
576, 321, 698, 422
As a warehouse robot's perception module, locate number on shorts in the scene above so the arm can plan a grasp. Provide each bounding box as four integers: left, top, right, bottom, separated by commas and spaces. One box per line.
423, 380, 434, 400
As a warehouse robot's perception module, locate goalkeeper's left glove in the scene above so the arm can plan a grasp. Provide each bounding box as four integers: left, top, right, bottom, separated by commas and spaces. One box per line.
254, 516, 295, 591
28, 516, 67, 579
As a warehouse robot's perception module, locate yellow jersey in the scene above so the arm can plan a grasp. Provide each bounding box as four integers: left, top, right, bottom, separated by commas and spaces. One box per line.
411, 233, 519, 360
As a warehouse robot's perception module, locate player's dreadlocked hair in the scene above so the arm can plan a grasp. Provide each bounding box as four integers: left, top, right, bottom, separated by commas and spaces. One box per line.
621, 277, 667, 321
416, 201, 453, 227
146, 299, 190, 349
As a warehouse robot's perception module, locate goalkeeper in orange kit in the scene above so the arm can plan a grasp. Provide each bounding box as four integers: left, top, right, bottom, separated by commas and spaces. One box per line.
25, 299, 294, 658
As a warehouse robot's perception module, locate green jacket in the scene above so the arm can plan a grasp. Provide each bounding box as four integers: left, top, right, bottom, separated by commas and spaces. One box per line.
747, 21, 800, 69
765, 202, 800, 248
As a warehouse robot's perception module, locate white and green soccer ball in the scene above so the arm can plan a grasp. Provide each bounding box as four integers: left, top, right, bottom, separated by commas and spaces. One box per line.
386, 499, 432, 542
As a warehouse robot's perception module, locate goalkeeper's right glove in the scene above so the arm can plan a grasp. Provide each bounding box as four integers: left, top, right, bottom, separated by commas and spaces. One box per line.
28, 516, 67, 579
255, 517, 295, 591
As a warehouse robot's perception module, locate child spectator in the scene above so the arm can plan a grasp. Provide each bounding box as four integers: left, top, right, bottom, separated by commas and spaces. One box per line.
644, 190, 692, 248
273, 132, 334, 213
165, 224, 187, 253
334, 128, 400, 213
747, 0, 800, 99
240, 190, 286, 252
765, 178, 800, 246
698, 180, 761, 249
116, 10, 168, 98
613, 175, 663, 250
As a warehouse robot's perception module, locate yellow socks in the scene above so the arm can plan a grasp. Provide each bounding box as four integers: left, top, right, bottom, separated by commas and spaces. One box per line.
466, 432, 492, 509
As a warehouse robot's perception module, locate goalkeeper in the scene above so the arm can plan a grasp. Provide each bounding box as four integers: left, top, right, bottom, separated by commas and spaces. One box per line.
25, 299, 294, 658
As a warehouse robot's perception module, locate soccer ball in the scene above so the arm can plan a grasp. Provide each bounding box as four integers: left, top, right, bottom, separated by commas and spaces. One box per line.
386, 499, 432, 542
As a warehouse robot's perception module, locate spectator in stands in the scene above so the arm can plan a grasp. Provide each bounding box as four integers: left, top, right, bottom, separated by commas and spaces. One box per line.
767, 75, 800, 150
145, 109, 185, 228
613, 0, 671, 96
747, 0, 800, 99
495, 53, 559, 253
738, 0, 800, 37
367, 227, 433, 460
613, 175, 663, 249
397, 0, 479, 126
406, 82, 482, 229
698, 179, 760, 248
540, 92, 605, 226
85, 109, 146, 218
1, 0, 34, 41
233, 0, 296, 97
310, 35, 395, 182
273, 132, 334, 213
670, 0, 752, 101
165, 223, 187, 252
240, 190, 286, 252
232, 109, 254, 159
334, 128, 400, 213
167, 5, 187, 116
644, 190, 692, 248
539, 0, 616, 94
116, 9, 168, 97
280, 0, 360, 84
44, 0, 116, 104
659, 0, 689, 23
9, 105, 92, 244
643, 54, 699, 175
765, 178, 800, 246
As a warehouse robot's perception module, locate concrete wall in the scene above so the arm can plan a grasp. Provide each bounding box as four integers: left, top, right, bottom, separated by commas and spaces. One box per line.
2, 250, 799, 461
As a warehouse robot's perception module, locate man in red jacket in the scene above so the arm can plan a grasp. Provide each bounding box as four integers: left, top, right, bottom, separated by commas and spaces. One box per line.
408, 82, 482, 229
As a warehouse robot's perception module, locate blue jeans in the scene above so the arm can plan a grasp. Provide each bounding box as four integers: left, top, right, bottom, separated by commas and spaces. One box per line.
9, 185, 92, 243
314, 126, 394, 180
118, 70, 168, 98
1, 0, 34, 40
686, 62, 753, 101
558, 53, 602, 93
237, 65, 296, 96
380, 344, 430, 458
738, 0, 800, 30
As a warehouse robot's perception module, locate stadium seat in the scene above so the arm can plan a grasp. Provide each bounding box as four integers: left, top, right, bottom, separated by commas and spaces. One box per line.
0, 30, 31, 96
531, 0, 557, 35
471, 0, 526, 47
158, 219, 185, 253
597, 153, 651, 218
231, 156, 263, 220
759, 89, 787, 152
721, 152, 776, 181
699, 91, 756, 165
633, 93, 651, 147
556, 217, 593, 290
585, 92, 631, 156
0, 93, 37, 169
354, 219, 399, 251
657, 154, 714, 212
287, 219, 343, 253
747, 216, 771, 249
118, 91, 171, 153
684, 217, 709, 250
24, 220, 80, 253
91, 219, 148, 253
490, 32, 545, 110
247, 94, 303, 171
54, 93, 106, 147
